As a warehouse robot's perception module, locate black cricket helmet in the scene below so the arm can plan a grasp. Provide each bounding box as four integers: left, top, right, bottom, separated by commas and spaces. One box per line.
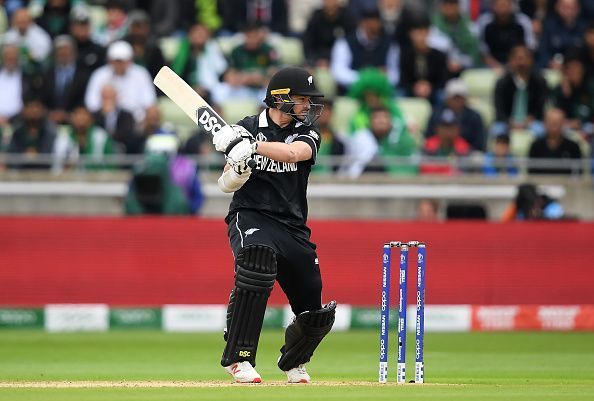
264, 66, 324, 126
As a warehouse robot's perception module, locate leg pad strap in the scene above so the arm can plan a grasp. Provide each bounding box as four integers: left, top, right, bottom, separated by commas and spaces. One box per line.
277, 301, 337, 371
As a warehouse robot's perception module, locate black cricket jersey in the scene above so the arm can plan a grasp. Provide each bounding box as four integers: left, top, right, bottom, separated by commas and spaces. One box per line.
225, 109, 321, 238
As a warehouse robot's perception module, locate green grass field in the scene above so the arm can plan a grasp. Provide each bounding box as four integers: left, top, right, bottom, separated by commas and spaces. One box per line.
1, 330, 593, 400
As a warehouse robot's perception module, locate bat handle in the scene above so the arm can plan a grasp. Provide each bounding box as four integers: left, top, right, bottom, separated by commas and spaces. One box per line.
247, 158, 257, 169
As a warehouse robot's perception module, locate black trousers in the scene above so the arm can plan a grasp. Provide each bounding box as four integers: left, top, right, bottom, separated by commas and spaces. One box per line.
227, 209, 323, 315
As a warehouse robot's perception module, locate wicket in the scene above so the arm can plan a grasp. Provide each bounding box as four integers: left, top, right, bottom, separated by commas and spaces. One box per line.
379, 241, 426, 384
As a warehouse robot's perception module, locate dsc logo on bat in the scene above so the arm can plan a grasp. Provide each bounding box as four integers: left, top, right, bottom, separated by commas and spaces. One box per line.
197, 107, 223, 134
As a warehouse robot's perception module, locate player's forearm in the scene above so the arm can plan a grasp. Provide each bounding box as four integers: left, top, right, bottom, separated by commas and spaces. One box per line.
218, 167, 250, 193
256, 141, 311, 163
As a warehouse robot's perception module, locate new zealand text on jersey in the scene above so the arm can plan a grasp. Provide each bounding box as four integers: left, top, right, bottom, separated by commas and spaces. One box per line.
254, 154, 298, 173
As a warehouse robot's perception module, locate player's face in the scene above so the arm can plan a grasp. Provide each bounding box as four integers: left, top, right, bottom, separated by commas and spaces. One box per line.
291, 95, 311, 120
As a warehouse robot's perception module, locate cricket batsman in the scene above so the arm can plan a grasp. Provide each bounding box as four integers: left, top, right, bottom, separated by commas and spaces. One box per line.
213, 66, 337, 383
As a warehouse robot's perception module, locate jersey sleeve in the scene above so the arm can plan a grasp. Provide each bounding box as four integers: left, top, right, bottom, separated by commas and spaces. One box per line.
235, 116, 259, 138
295, 128, 321, 163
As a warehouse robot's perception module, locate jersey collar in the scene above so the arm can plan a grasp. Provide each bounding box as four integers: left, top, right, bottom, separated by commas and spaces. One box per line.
260, 109, 303, 131
258, 110, 268, 128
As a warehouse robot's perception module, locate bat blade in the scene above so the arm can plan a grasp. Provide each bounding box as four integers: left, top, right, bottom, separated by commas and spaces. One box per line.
153, 66, 256, 169
153, 66, 226, 129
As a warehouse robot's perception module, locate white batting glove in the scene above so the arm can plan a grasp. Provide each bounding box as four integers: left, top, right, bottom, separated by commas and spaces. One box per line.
226, 138, 258, 175
213, 124, 253, 153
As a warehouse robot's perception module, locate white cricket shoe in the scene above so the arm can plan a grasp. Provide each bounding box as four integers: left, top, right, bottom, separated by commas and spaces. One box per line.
284, 364, 311, 383
224, 361, 262, 383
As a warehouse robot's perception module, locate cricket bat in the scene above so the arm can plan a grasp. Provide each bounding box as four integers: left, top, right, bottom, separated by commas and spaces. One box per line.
153, 65, 227, 136
153, 66, 255, 168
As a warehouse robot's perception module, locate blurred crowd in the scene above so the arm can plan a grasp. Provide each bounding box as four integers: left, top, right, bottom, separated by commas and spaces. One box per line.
0, 0, 593, 177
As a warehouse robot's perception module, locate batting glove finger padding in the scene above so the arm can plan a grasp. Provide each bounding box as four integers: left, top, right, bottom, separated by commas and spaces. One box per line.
213, 124, 253, 152
226, 139, 258, 175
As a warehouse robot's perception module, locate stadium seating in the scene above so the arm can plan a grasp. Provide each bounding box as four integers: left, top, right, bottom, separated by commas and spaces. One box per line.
398, 97, 432, 137
461, 68, 502, 99
0, 6, 7, 32
330, 97, 358, 135
158, 36, 181, 63
215, 35, 243, 56
157, 97, 195, 141
89, 5, 107, 29
220, 99, 260, 125
468, 97, 495, 127
270, 36, 305, 66
567, 130, 592, 158
314, 67, 337, 99
216, 34, 305, 66
543, 69, 561, 89
510, 129, 534, 157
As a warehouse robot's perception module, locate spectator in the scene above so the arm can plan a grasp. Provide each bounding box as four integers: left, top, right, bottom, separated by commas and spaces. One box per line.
537, 0, 586, 69
136, 0, 205, 38
422, 108, 471, 174
124, 153, 191, 215
352, 0, 416, 49
501, 183, 566, 221
40, 35, 91, 125
528, 108, 582, 174
551, 55, 594, 134
214, 22, 279, 105
493, 45, 548, 137
2, 0, 26, 23
581, 0, 594, 20
52, 105, 114, 173
416, 198, 440, 221
8, 95, 56, 166
377, 0, 408, 41
483, 134, 519, 176
446, 203, 488, 219
93, 0, 129, 46
578, 22, 594, 84
134, 104, 172, 154
3, 8, 52, 74
399, 14, 449, 105
172, 23, 227, 105
477, 0, 535, 69
346, 68, 408, 137
340, 106, 418, 178
36, 0, 71, 38
519, 0, 550, 39
0, 42, 23, 127
431, 0, 482, 73
313, 99, 346, 173
85, 40, 156, 123
69, 6, 106, 72
192, 0, 223, 33
92, 84, 137, 154
144, 0, 180, 38
302, 0, 355, 68
124, 10, 165, 79
219, 0, 289, 35
425, 78, 486, 151
424, 108, 471, 157
330, 8, 399, 92
143, 131, 204, 214
180, 128, 214, 158
348, 0, 382, 16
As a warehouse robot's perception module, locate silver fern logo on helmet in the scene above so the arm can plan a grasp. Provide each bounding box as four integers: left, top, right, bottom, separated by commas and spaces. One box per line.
308, 76, 313, 85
